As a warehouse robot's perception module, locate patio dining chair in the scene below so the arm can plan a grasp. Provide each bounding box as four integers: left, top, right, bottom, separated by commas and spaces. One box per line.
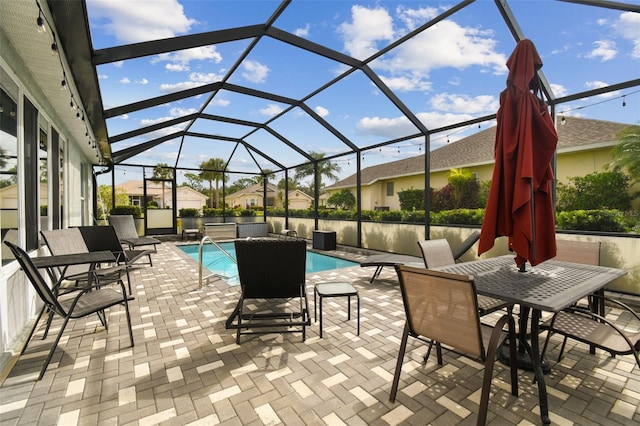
4, 241, 134, 380
79, 225, 154, 293
417, 238, 511, 316
391, 265, 519, 425
41, 228, 128, 292
541, 239, 640, 369
108, 215, 161, 261
225, 238, 310, 343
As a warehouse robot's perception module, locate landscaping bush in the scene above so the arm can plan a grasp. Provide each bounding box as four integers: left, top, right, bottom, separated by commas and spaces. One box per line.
240, 209, 256, 217
179, 208, 200, 217
555, 210, 628, 232
202, 208, 224, 217
111, 205, 142, 218
378, 210, 402, 222
433, 208, 484, 225
398, 188, 424, 211
401, 210, 426, 223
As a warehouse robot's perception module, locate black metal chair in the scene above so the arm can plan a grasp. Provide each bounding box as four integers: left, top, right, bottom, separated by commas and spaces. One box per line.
391, 265, 519, 426
4, 241, 134, 380
108, 215, 161, 261
79, 225, 154, 294
225, 238, 310, 343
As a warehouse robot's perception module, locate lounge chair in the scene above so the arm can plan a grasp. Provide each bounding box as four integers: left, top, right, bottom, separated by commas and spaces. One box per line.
108, 215, 161, 257
4, 241, 134, 380
225, 238, 310, 343
390, 265, 519, 425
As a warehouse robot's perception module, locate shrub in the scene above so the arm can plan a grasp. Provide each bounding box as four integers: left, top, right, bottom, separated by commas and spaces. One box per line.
179, 208, 200, 217
556, 171, 632, 211
433, 208, 484, 225
111, 205, 142, 218
379, 210, 402, 222
202, 208, 224, 217
401, 210, 426, 223
555, 210, 628, 232
398, 188, 424, 211
239, 209, 256, 217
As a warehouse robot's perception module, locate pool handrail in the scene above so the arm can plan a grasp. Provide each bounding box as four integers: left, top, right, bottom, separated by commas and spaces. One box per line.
198, 236, 237, 288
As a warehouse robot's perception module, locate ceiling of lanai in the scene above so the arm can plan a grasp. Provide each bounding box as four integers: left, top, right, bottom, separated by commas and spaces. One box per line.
2, 0, 639, 181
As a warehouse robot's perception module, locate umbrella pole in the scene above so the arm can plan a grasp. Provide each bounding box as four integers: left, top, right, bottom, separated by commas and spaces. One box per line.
519, 179, 536, 272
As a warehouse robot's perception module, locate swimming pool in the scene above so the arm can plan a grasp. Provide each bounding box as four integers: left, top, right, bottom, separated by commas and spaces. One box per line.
179, 241, 358, 284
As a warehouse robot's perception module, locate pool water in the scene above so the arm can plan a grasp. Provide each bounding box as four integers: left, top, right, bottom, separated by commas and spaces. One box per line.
179, 241, 358, 284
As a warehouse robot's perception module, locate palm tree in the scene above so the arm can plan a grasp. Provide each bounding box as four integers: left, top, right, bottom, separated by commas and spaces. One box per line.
610, 125, 640, 183
152, 163, 173, 208
199, 158, 227, 208
294, 151, 341, 193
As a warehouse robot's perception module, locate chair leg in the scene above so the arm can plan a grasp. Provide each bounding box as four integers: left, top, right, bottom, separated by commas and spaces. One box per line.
123, 299, 134, 347
21, 306, 47, 354
390, 322, 410, 402
38, 315, 72, 380
557, 336, 569, 362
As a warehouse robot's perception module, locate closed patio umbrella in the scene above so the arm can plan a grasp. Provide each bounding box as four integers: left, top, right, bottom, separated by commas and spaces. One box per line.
478, 39, 558, 270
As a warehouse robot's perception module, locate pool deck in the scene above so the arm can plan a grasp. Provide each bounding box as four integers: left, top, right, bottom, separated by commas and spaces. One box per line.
1, 240, 640, 425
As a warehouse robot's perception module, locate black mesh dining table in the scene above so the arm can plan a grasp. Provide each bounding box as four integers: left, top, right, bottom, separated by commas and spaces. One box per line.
436, 255, 627, 425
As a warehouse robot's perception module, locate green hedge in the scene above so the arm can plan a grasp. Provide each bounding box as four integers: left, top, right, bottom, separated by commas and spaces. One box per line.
111, 205, 142, 218
264, 207, 639, 232
179, 208, 201, 217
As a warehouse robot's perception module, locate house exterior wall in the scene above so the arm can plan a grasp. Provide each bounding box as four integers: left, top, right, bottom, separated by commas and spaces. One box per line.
327, 147, 620, 211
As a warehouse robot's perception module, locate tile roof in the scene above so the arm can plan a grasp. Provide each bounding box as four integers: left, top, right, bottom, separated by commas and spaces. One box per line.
327, 116, 631, 189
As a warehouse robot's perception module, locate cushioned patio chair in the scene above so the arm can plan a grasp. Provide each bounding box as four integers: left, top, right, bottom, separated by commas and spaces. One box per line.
225, 238, 310, 343
417, 238, 510, 316
4, 241, 134, 380
108, 215, 161, 259
391, 265, 519, 425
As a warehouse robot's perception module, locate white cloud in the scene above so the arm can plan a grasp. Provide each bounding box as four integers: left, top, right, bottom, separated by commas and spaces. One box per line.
259, 104, 283, 117
87, 0, 196, 44
584, 81, 620, 98
550, 83, 568, 98
211, 98, 230, 107
159, 72, 223, 93
395, 5, 440, 31
138, 78, 149, 85
242, 60, 270, 83
166, 63, 190, 72
380, 75, 432, 92
315, 106, 329, 117
586, 40, 617, 61
151, 46, 222, 67
429, 93, 499, 115
356, 110, 476, 139
338, 5, 394, 60
119, 77, 131, 84
614, 12, 640, 58
113, 61, 123, 68
98, 74, 108, 80
295, 23, 310, 37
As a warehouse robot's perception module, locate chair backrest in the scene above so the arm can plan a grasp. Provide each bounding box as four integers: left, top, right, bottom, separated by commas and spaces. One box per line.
417, 239, 456, 268
4, 241, 66, 316
78, 226, 124, 256
396, 265, 485, 358
41, 228, 91, 276
451, 230, 480, 261
235, 238, 306, 298
108, 215, 139, 240
555, 239, 600, 266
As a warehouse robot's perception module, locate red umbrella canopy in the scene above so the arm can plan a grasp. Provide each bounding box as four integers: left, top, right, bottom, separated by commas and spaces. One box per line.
478, 39, 558, 268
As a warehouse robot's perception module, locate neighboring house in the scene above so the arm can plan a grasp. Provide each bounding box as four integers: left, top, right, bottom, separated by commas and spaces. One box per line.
226, 183, 314, 209
115, 181, 208, 211
325, 116, 632, 210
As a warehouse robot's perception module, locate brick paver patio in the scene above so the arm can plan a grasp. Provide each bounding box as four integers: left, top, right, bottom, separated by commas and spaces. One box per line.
1, 239, 639, 425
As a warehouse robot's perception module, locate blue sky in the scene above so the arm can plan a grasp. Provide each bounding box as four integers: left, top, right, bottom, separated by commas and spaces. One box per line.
86, 0, 640, 185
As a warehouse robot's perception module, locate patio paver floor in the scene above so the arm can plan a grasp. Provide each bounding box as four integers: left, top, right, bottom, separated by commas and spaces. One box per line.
1, 240, 639, 425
